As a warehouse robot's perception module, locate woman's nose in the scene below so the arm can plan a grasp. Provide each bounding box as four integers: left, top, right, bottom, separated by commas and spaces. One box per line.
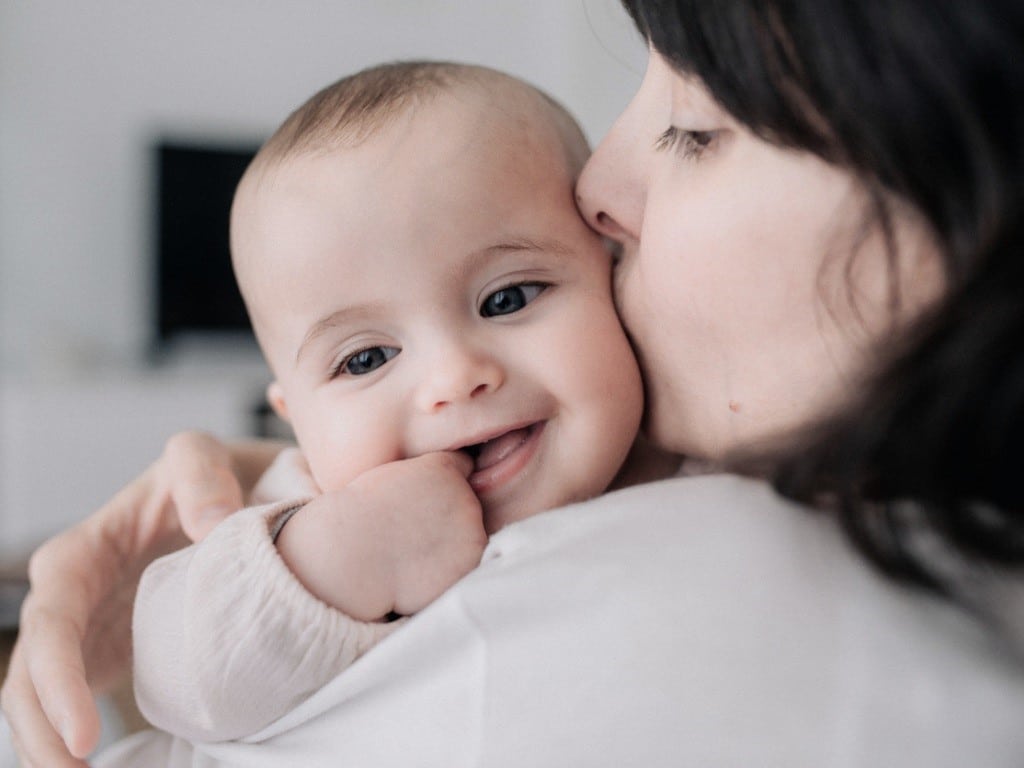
576, 99, 647, 248
414, 343, 506, 413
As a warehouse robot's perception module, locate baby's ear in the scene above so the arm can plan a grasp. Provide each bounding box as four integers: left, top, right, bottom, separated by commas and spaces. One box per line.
266, 381, 290, 423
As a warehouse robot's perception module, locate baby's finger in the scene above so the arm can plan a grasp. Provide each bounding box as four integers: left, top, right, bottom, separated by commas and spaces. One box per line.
436, 449, 474, 478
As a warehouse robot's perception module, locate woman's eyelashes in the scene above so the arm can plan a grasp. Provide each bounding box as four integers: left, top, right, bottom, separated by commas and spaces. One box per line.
480, 282, 548, 317
332, 345, 400, 378
655, 126, 718, 159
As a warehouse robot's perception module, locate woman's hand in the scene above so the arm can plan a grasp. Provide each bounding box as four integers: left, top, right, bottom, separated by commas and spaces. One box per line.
0, 431, 266, 766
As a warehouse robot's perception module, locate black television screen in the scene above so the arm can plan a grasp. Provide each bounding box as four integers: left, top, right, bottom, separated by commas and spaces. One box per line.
155, 141, 261, 348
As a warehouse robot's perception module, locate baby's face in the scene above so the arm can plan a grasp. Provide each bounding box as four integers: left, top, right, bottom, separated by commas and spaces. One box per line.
233, 84, 643, 533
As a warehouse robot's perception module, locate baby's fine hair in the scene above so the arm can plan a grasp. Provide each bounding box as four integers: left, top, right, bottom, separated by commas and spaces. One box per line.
255, 60, 589, 173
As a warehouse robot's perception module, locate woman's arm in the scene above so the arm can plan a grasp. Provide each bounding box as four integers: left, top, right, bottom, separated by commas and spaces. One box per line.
0, 432, 285, 766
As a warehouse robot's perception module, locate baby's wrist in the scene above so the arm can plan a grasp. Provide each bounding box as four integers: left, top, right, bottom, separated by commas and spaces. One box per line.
269, 502, 306, 544
274, 493, 397, 622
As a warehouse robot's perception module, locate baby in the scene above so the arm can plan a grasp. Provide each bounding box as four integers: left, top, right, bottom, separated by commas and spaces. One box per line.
97, 61, 666, 763
232, 58, 648, 619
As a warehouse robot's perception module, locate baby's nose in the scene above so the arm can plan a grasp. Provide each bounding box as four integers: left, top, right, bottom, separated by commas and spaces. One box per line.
414, 345, 505, 413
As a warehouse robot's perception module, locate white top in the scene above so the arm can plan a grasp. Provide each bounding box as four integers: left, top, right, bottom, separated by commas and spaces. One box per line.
97, 473, 1024, 767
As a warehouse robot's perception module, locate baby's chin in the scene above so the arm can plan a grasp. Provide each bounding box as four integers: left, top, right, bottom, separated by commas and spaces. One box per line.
481, 498, 535, 535
481, 487, 593, 535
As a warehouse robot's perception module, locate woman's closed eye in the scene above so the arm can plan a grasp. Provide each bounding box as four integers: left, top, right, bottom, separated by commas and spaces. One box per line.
332, 345, 400, 377
480, 283, 548, 318
654, 126, 718, 160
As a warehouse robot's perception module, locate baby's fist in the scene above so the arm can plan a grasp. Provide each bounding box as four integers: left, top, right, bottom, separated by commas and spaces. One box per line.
277, 452, 486, 621
347, 451, 487, 616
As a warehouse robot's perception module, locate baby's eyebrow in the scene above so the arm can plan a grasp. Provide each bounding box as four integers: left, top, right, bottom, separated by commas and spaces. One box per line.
454, 236, 573, 280
480, 237, 573, 260
295, 303, 385, 366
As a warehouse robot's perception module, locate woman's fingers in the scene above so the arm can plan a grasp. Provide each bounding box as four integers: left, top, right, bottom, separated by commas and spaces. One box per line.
2, 641, 90, 767
163, 431, 245, 541
2, 461, 184, 763
1, 431, 266, 761
14, 528, 115, 759
24, 603, 102, 758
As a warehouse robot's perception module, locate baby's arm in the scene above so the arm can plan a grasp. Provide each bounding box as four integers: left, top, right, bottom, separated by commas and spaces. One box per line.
131, 450, 486, 743
275, 451, 487, 620
132, 500, 404, 743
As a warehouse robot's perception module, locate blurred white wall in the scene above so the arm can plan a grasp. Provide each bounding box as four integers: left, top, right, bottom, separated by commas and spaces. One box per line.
0, 0, 644, 375
0, 1, 645, 556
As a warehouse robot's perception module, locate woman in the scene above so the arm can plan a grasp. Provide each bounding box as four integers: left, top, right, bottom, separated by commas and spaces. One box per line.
5, 1, 1023, 765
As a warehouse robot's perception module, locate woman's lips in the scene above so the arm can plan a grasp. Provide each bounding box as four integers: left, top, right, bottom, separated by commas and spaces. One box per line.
466, 422, 544, 494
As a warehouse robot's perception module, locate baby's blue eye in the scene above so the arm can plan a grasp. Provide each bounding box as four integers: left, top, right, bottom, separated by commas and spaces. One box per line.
340, 346, 400, 376
480, 283, 547, 317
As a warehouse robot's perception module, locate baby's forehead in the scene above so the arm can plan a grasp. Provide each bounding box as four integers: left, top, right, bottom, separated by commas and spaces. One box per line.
443, 75, 586, 151
233, 74, 586, 281
261, 73, 583, 175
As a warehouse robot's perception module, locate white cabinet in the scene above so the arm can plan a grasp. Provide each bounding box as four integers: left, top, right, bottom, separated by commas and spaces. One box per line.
0, 357, 273, 560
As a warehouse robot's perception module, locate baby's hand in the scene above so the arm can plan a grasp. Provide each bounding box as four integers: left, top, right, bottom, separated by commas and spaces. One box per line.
275, 451, 486, 621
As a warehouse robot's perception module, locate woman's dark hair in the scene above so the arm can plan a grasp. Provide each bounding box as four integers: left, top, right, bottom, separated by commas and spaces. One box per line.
622, 1, 1024, 591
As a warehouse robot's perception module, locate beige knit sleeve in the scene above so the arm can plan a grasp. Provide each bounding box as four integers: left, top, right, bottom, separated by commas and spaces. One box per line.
132, 500, 405, 743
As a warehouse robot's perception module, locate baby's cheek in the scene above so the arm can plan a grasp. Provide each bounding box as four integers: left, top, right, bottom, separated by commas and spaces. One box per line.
575, 305, 644, 464
302, 428, 401, 494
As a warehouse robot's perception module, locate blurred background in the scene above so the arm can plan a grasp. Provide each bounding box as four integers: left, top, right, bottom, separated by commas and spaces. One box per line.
0, 0, 646, 562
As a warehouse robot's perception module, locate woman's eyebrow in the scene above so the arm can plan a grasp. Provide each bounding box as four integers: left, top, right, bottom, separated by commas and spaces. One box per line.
295, 303, 386, 366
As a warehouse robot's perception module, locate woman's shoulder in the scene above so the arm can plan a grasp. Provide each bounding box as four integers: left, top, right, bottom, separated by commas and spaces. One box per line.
235, 474, 1024, 766
486, 472, 832, 565
467, 474, 1024, 764
482, 474, 984, 633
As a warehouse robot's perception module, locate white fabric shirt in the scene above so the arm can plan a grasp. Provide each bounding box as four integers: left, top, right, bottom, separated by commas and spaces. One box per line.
97, 473, 1024, 767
